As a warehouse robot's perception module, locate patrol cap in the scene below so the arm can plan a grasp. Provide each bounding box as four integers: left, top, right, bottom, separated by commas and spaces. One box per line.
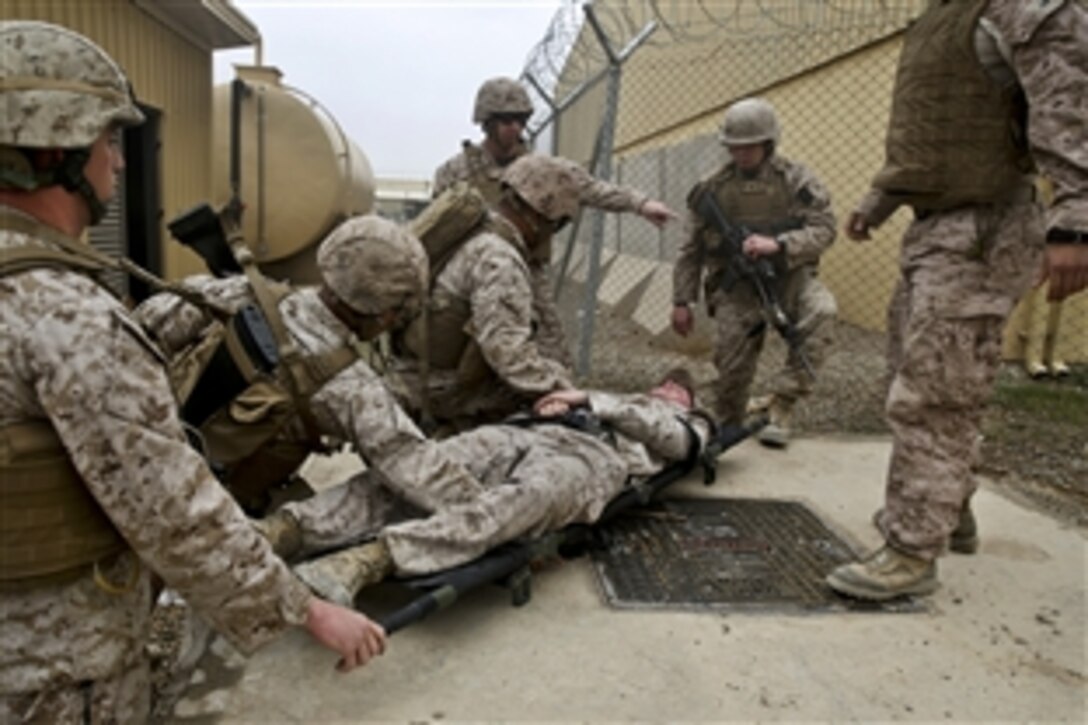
316, 215, 429, 317
719, 97, 780, 147
473, 77, 534, 124
0, 20, 144, 149
500, 154, 581, 224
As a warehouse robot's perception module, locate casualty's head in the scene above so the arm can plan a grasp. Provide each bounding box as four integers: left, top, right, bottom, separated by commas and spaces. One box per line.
0, 20, 143, 225
650, 367, 696, 410
316, 215, 429, 339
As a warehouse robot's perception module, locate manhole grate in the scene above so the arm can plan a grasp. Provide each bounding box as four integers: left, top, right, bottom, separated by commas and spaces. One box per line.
591, 497, 923, 613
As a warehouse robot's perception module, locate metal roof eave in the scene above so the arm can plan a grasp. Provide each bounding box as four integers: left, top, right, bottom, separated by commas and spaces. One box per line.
133, 0, 261, 51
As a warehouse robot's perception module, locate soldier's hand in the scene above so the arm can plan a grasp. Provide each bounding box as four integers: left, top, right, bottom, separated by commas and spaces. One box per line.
304, 597, 387, 673
742, 234, 780, 258
1038, 243, 1088, 302
534, 389, 589, 417
671, 304, 694, 337
846, 211, 872, 241
639, 199, 678, 227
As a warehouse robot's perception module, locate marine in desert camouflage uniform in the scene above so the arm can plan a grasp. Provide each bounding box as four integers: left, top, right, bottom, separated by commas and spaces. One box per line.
287, 370, 709, 607
433, 76, 677, 367
0, 21, 385, 722
827, 0, 1088, 601
136, 216, 503, 552
391, 154, 585, 431
671, 97, 838, 448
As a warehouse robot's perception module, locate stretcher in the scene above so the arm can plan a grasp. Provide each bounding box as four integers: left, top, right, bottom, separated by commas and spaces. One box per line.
376, 419, 761, 634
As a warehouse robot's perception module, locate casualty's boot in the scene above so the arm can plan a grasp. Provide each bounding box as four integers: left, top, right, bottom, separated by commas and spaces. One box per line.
293, 540, 394, 607
252, 510, 303, 560
825, 545, 938, 601
757, 397, 793, 449
949, 504, 979, 555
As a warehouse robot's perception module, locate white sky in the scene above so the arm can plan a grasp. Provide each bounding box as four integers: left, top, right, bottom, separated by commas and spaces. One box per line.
213, 1, 565, 181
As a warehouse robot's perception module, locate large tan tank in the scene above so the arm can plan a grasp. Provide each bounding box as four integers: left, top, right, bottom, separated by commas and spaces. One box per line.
212, 65, 375, 283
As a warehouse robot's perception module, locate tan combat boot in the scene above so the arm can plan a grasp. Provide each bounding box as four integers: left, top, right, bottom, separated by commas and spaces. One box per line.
252, 510, 303, 561
293, 540, 394, 607
825, 545, 938, 601
757, 397, 793, 449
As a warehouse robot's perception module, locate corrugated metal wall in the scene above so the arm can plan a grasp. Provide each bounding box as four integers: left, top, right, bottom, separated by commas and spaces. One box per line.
8, 0, 214, 279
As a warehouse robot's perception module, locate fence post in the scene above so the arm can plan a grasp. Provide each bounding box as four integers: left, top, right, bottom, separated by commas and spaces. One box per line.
575, 7, 656, 378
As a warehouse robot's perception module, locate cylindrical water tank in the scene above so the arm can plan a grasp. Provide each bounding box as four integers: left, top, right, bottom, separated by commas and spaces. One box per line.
212, 65, 375, 284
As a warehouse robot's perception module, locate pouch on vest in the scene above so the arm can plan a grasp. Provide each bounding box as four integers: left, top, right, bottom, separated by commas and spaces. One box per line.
179, 303, 279, 428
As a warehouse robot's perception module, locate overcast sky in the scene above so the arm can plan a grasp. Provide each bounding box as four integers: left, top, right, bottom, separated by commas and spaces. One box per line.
213, 1, 564, 181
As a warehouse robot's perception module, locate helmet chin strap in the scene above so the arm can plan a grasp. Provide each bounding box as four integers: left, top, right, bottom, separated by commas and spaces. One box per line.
54, 148, 108, 225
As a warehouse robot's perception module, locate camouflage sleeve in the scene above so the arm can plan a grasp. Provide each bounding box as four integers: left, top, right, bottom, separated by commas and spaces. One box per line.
672, 189, 708, 305
988, 0, 1088, 231
780, 161, 837, 268
29, 294, 310, 654
570, 163, 649, 213
468, 240, 573, 394
855, 187, 904, 229
311, 361, 486, 512
587, 391, 695, 461
529, 263, 574, 368
433, 150, 467, 198
133, 275, 250, 355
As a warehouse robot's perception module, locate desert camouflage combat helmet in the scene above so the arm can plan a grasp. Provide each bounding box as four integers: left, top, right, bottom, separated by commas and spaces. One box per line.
0, 20, 144, 149
317, 215, 429, 317
501, 154, 581, 224
472, 77, 534, 124
719, 97, 780, 147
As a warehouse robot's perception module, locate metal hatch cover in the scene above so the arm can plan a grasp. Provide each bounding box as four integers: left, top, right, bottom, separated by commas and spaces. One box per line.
591, 497, 923, 613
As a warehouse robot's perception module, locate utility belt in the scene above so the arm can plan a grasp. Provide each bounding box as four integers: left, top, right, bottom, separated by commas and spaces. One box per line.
504, 408, 617, 447
0, 421, 135, 593
913, 179, 1037, 221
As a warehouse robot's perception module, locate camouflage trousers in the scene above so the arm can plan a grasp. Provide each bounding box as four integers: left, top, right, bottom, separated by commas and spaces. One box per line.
876, 199, 1044, 560
0, 659, 150, 725
710, 265, 836, 424
286, 424, 628, 575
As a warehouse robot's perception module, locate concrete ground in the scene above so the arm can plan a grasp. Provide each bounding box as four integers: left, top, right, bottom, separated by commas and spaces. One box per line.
170, 435, 1087, 723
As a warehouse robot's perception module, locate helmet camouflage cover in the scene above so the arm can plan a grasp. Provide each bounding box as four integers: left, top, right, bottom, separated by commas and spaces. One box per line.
472, 76, 534, 124
0, 20, 144, 149
719, 97, 780, 147
317, 215, 429, 317
501, 154, 582, 224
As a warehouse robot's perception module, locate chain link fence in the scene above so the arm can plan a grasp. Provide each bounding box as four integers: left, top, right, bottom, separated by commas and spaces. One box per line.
518, 0, 1088, 434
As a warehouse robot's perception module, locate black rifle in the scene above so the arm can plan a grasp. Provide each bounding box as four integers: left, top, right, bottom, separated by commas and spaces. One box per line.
376, 417, 762, 635
692, 189, 815, 380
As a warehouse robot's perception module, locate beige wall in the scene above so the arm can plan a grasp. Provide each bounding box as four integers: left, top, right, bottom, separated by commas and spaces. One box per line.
8, 0, 215, 278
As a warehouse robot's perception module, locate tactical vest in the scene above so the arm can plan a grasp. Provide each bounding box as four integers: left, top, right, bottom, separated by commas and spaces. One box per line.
873, 0, 1033, 210
702, 164, 795, 293
0, 211, 129, 589
394, 187, 529, 418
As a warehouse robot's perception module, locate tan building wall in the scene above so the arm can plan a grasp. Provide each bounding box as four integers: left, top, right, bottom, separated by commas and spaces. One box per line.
6, 0, 248, 280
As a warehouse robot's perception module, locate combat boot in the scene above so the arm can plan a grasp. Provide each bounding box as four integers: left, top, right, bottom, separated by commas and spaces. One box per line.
950, 504, 979, 555
825, 545, 938, 601
757, 397, 793, 449
293, 540, 394, 607
252, 510, 303, 561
